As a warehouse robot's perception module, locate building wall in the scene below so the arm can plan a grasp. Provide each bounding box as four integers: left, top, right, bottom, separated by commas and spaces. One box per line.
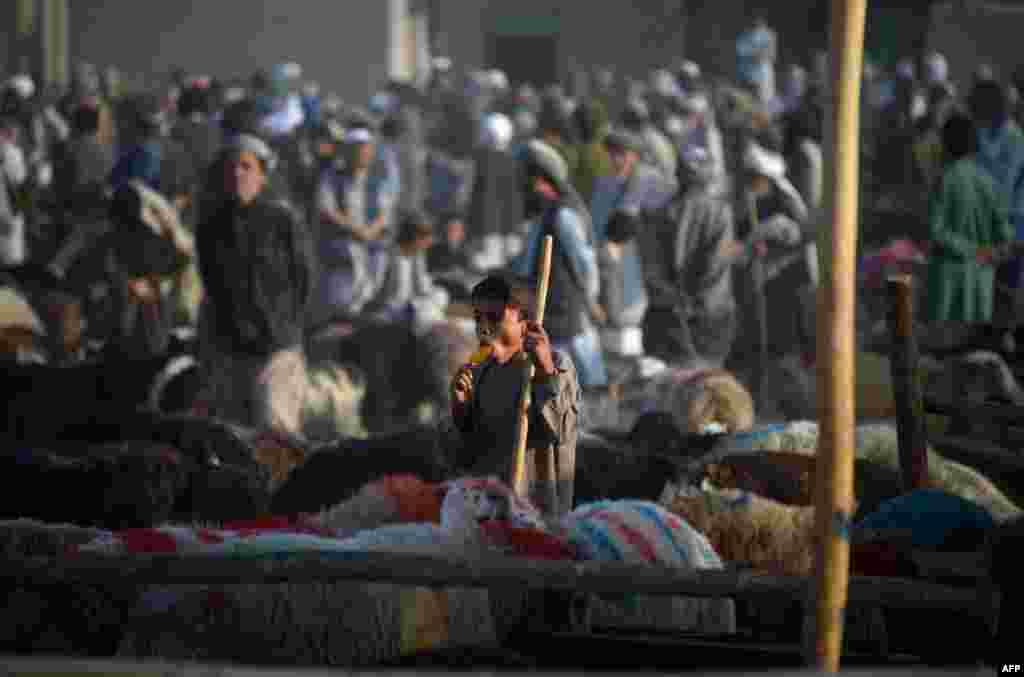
67, 1, 391, 103
433, 0, 830, 90
926, 0, 1024, 90
434, 1, 688, 86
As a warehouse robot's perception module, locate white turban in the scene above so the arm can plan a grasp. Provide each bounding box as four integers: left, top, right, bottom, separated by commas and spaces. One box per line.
6, 74, 35, 100
344, 127, 375, 145
744, 142, 787, 181
480, 112, 514, 151
230, 134, 278, 172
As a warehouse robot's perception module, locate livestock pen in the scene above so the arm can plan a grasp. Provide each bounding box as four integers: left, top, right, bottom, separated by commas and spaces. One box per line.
0, 522, 1000, 670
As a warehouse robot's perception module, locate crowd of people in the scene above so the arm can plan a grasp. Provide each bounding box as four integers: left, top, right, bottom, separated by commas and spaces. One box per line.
3, 15, 1024, 439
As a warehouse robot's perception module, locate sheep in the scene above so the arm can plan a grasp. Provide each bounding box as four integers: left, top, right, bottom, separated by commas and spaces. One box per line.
583, 364, 756, 435
309, 474, 445, 538
571, 430, 688, 505
239, 428, 310, 494
310, 319, 475, 435
0, 443, 190, 530
301, 359, 367, 442
678, 450, 906, 520
700, 421, 1022, 522
664, 485, 823, 577
2, 415, 275, 530
741, 422, 1023, 523
269, 426, 454, 516
662, 486, 887, 650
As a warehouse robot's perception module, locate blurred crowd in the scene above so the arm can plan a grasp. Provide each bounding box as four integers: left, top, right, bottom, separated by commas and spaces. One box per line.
3, 14, 1024, 436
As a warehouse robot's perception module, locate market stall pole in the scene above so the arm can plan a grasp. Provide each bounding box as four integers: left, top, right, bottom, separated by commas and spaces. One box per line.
887, 274, 929, 492
809, 0, 868, 671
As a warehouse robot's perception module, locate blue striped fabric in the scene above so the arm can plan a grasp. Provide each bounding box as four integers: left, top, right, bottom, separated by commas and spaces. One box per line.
561, 500, 723, 570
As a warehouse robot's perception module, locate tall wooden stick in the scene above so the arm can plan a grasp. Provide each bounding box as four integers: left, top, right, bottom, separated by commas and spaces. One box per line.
510, 235, 554, 500
810, 0, 867, 671
887, 275, 929, 492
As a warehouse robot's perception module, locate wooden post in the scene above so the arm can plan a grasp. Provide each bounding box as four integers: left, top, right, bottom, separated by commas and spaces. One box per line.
887, 275, 929, 492
809, 0, 867, 671
13, 0, 38, 74
510, 235, 554, 501
40, 0, 68, 91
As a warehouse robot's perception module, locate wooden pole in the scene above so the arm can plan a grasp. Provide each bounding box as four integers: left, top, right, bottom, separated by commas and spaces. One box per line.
510, 235, 554, 501
810, 0, 867, 671
887, 275, 929, 492
13, 0, 38, 74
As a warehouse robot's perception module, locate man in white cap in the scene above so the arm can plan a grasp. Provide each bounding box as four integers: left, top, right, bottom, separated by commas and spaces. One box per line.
317, 125, 397, 318
467, 112, 521, 271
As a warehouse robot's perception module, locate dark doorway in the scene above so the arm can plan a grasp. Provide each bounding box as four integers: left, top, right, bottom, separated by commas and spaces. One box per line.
487, 33, 559, 89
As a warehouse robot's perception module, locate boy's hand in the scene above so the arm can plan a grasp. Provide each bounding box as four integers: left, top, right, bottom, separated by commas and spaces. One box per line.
524, 321, 556, 377
127, 277, 159, 304
451, 364, 474, 406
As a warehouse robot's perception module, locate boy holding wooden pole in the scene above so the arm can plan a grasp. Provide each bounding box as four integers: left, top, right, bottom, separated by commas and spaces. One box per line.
448, 273, 581, 519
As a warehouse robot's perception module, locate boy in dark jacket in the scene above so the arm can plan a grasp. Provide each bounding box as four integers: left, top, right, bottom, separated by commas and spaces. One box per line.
448, 275, 580, 518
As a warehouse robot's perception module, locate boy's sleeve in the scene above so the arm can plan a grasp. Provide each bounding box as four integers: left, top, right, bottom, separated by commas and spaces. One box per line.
528, 350, 580, 448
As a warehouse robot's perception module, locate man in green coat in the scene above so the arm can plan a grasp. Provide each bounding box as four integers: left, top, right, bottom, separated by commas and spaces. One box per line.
926, 113, 1014, 347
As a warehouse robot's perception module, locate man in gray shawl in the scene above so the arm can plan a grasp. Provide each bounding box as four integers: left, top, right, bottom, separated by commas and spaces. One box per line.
640, 145, 739, 367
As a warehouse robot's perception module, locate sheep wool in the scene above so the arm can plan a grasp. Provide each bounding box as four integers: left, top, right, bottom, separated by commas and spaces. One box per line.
441, 477, 549, 543
313, 474, 448, 539
302, 361, 367, 441
311, 485, 403, 538
377, 475, 447, 524
666, 485, 820, 576
245, 429, 309, 493
601, 365, 756, 436
743, 421, 1023, 522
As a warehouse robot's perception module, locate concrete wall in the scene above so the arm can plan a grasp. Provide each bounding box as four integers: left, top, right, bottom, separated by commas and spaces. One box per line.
434, 1, 688, 85
927, 0, 1024, 91
67, 1, 391, 103
432, 0, 828, 90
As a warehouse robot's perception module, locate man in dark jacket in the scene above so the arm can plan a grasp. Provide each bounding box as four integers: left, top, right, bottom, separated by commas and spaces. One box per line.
48, 98, 113, 280
102, 180, 195, 359
641, 145, 739, 367
467, 112, 521, 271
171, 82, 222, 229
195, 134, 318, 435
